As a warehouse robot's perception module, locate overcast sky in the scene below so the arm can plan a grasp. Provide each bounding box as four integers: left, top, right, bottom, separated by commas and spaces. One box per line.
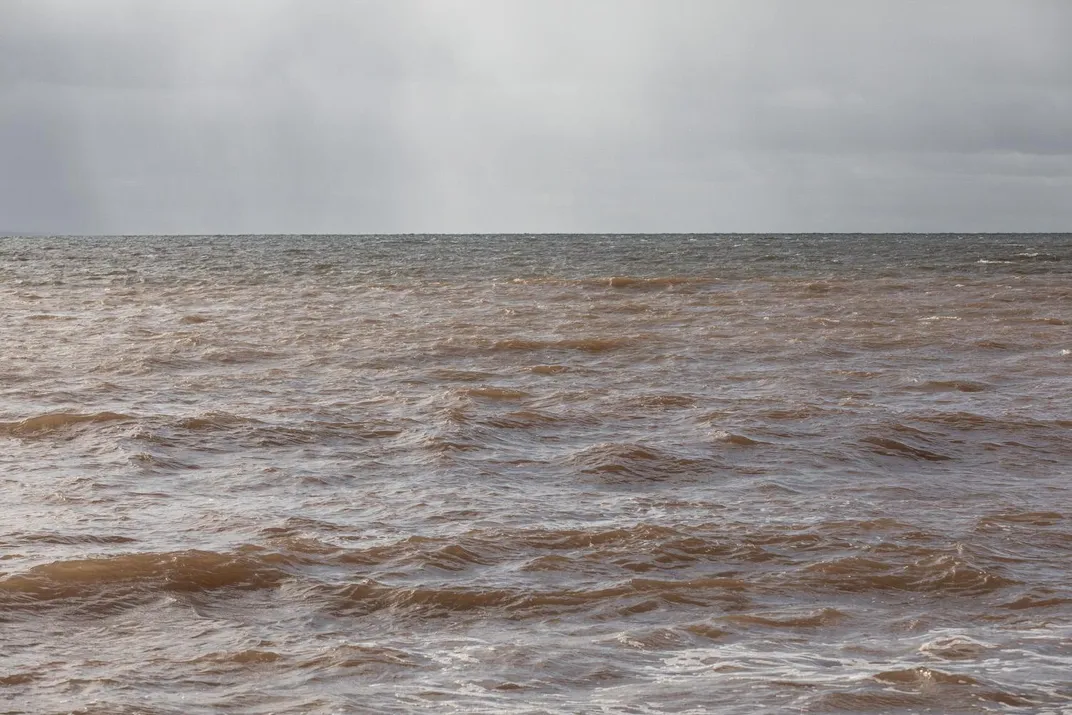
1, 0, 1070, 234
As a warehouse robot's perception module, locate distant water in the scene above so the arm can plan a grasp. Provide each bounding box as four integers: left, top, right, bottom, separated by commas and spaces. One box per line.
1, 234, 1070, 714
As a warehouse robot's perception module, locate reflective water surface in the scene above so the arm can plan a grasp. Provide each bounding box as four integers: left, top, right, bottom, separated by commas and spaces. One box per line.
1, 234, 1070, 713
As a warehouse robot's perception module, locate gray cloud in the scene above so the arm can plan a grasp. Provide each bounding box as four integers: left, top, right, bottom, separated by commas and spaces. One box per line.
1, 0, 1069, 234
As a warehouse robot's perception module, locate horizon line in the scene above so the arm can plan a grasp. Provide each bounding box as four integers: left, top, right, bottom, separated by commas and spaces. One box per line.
3, 231, 1070, 238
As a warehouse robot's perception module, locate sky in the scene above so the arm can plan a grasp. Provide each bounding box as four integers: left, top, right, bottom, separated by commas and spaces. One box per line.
1, 0, 1070, 234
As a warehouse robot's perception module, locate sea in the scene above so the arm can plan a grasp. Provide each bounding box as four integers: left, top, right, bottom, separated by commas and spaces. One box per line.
1, 233, 1070, 714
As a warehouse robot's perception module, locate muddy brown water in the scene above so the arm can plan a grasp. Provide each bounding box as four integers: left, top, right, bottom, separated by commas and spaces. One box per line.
1, 234, 1070, 713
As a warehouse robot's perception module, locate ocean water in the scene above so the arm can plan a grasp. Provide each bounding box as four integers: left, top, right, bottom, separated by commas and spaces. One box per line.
1, 233, 1070, 714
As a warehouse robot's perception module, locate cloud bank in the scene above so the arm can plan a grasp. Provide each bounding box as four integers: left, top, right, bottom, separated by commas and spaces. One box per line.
1, 0, 1070, 233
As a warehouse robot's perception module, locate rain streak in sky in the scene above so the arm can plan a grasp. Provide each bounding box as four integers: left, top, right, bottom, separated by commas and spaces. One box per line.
1, 0, 1071, 234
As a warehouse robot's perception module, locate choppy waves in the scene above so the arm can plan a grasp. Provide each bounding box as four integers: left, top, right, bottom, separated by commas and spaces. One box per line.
2, 514, 1068, 712
4, 518, 1056, 612
1, 234, 1071, 713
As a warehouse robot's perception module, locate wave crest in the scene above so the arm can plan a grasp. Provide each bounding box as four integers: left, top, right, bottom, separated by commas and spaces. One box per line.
0, 411, 132, 437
